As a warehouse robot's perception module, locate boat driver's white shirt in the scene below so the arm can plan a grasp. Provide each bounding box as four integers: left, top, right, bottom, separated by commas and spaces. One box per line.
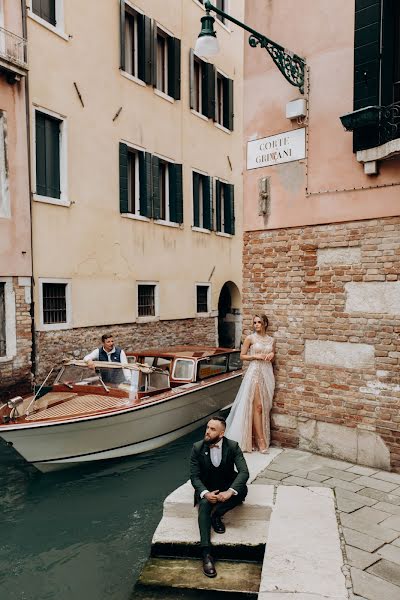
83, 347, 130, 381
200, 438, 238, 498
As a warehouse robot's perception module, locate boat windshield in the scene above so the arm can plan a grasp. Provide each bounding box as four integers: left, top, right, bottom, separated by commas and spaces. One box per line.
55, 364, 138, 391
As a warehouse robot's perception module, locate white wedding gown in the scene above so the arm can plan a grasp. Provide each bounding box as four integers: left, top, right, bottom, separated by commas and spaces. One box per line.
225, 333, 275, 452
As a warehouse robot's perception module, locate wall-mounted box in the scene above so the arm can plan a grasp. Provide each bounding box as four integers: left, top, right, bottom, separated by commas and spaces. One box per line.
286, 98, 307, 119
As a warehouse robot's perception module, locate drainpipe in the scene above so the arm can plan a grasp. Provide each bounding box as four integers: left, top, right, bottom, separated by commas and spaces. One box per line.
21, 0, 36, 387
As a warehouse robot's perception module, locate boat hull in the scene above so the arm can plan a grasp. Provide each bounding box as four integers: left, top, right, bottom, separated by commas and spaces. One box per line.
0, 374, 241, 472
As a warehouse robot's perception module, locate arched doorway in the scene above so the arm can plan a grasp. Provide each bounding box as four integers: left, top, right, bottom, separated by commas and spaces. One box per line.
217, 281, 242, 348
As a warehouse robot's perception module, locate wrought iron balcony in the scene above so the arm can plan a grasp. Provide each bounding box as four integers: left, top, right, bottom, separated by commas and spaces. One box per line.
0, 26, 28, 81
340, 101, 400, 153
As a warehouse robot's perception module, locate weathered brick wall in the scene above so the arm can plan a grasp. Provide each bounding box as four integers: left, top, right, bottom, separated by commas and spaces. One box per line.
0, 278, 32, 401
35, 317, 217, 379
243, 216, 400, 470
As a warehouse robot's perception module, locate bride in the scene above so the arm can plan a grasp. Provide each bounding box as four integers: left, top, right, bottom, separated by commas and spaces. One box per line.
225, 314, 275, 453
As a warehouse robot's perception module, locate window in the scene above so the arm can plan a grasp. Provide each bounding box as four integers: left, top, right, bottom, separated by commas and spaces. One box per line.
197, 355, 227, 380
215, 0, 226, 24
0, 283, 5, 357
216, 180, 235, 234
216, 71, 234, 130
393, 0, 400, 102
35, 110, 65, 201
0, 111, 10, 218
228, 352, 242, 371
189, 50, 215, 119
138, 284, 156, 317
193, 171, 212, 230
42, 282, 67, 325
153, 26, 181, 99
120, 3, 152, 83
120, 145, 183, 223
196, 284, 210, 314
32, 0, 56, 26
172, 359, 194, 380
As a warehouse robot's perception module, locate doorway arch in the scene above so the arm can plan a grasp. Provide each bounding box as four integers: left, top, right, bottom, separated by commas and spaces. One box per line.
217, 281, 242, 348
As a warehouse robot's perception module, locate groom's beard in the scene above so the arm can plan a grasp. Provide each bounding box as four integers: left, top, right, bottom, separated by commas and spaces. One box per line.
204, 434, 223, 446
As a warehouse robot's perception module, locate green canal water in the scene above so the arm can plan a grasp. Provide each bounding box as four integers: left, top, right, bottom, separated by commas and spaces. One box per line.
0, 426, 218, 600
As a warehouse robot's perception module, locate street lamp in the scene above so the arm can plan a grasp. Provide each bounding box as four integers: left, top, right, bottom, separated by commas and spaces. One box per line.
194, 1, 305, 94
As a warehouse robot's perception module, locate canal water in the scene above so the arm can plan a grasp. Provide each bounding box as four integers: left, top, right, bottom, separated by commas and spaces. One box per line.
0, 426, 220, 600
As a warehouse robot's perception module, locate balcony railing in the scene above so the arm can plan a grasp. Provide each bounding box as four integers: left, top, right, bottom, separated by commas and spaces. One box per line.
0, 26, 28, 74
340, 100, 400, 152
380, 100, 400, 146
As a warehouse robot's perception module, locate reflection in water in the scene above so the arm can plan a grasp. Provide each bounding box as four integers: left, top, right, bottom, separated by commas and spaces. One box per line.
0, 427, 205, 600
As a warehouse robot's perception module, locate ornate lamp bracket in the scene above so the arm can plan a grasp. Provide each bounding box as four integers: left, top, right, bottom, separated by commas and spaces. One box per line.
204, 1, 305, 94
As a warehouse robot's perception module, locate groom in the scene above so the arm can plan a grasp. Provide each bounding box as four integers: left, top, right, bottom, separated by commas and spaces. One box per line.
190, 416, 249, 577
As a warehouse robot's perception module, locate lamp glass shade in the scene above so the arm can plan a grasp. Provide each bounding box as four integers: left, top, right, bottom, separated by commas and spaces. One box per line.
194, 34, 220, 57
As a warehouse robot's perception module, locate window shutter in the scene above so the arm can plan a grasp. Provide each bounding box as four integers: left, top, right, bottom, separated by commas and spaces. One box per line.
45, 117, 60, 199
193, 172, 200, 227
203, 176, 212, 230
152, 24, 158, 87
138, 15, 152, 84
119, 0, 126, 70
139, 152, 153, 217
381, 0, 396, 105
215, 179, 222, 232
224, 77, 234, 130
35, 112, 46, 196
152, 155, 161, 219
168, 37, 181, 100
202, 62, 215, 119
353, 0, 382, 150
224, 184, 235, 235
189, 49, 195, 109
119, 142, 128, 213
169, 163, 183, 224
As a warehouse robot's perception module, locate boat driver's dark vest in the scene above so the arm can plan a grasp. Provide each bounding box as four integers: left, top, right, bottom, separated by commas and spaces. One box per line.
98, 346, 124, 384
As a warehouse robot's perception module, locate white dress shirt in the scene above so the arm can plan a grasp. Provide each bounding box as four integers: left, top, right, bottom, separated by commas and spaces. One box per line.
83, 347, 130, 381
200, 438, 238, 499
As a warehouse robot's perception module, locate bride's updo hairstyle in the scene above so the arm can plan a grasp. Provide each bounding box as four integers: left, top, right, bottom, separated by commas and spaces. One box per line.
253, 314, 269, 332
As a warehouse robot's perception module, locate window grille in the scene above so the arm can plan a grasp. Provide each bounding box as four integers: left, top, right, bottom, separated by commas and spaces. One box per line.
42, 283, 67, 324
138, 285, 155, 317
0, 283, 6, 357
197, 286, 209, 313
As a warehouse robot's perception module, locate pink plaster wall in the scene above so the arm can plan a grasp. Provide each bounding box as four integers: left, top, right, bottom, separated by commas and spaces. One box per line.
0, 0, 31, 276
244, 0, 400, 231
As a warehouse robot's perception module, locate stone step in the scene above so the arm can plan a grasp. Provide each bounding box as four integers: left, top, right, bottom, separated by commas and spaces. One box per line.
163, 482, 274, 520
137, 557, 261, 595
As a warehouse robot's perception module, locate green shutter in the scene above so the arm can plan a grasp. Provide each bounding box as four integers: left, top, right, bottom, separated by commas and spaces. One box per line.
224, 77, 234, 130
35, 112, 46, 196
119, 142, 128, 213
138, 15, 152, 84
46, 117, 60, 198
189, 49, 195, 109
120, 0, 125, 70
33, 0, 56, 26
203, 176, 212, 230
215, 179, 222, 232
381, 0, 396, 105
169, 163, 183, 224
202, 62, 215, 119
152, 23, 158, 87
193, 172, 200, 227
224, 184, 235, 235
152, 155, 161, 219
168, 37, 181, 100
139, 152, 153, 217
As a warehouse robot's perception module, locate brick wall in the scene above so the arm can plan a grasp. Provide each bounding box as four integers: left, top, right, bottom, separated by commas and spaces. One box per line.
243, 216, 400, 470
35, 317, 217, 379
0, 278, 32, 401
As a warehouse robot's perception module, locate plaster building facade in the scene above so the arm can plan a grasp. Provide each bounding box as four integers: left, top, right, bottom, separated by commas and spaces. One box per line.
0, 0, 32, 401
243, 0, 400, 470
26, 0, 244, 377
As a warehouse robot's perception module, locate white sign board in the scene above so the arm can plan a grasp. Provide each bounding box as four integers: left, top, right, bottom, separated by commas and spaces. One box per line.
247, 128, 306, 170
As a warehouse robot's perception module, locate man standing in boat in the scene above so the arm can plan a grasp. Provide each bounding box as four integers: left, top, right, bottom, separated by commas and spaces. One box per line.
190, 416, 249, 578
83, 333, 131, 384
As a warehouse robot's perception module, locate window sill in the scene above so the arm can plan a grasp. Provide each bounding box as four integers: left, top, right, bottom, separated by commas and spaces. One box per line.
356, 137, 400, 164
214, 122, 232, 135
121, 213, 150, 222
154, 219, 180, 228
33, 194, 70, 207
154, 89, 175, 104
0, 355, 16, 363
120, 70, 146, 88
136, 316, 160, 323
191, 109, 209, 122
216, 231, 233, 238
37, 323, 72, 331
196, 312, 211, 318
192, 226, 211, 234
28, 11, 69, 41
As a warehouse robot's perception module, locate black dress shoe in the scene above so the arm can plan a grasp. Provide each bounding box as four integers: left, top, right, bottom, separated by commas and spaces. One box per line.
211, 514, 226, 534
202, 553, 217, 578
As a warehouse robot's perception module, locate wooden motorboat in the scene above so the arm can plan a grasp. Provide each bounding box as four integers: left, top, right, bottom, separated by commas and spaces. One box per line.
0, 346, 242, 472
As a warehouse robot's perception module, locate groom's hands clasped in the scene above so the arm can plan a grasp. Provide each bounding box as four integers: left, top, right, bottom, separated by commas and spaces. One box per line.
204, 490, 220, 504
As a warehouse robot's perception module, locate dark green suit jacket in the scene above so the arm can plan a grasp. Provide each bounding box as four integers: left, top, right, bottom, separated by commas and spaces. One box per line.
190, 437, 249, 504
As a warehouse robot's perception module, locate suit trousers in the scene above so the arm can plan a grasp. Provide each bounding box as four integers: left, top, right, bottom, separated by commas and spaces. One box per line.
197, 492, 246, 547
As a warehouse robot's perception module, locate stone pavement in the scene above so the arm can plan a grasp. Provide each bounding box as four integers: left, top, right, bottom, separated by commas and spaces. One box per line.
254, 448, 400, 600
